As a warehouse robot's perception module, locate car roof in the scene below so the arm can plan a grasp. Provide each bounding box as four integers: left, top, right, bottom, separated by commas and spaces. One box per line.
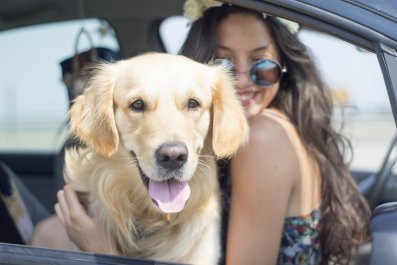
313, 0, 397, 43
1, 0, 396, 50
225, 0, 397, 51
0, 0, 184, 31
0, 0, 185, 56
352, 0, 397, 20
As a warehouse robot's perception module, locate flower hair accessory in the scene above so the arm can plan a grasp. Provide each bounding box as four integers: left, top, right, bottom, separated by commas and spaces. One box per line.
183, 0, 300, 34
183, 0, 223, 22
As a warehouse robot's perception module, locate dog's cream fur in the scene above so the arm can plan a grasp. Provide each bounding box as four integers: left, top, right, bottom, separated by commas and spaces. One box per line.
64, 53, 248, 264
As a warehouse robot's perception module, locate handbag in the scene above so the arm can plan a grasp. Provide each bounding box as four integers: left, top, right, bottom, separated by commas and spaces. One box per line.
60, 27, 121, 104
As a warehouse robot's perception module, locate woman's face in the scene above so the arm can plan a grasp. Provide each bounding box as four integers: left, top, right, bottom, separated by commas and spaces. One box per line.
215, 13, 281, 119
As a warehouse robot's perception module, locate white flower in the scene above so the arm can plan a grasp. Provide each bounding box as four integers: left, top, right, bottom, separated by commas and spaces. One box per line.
277, 18, 300, 34
183, 0, 300, 34
183, 0, 222, 22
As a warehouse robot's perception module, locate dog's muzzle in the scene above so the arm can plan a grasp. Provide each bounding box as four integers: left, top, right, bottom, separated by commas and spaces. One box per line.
130, 144, 191, 214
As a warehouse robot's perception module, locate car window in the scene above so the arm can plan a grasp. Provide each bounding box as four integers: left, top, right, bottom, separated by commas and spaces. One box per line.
0, 19, 120, 153
298, 29, 394, 173
160, 16, 190, 54
159, 16, 394, 173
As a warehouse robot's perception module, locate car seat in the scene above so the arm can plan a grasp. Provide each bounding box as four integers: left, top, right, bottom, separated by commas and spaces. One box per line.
0, 161, 50, 244
369, 202, 397, 265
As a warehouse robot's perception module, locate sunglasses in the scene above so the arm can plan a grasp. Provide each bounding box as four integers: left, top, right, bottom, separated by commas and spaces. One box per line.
214, 58, 286, 87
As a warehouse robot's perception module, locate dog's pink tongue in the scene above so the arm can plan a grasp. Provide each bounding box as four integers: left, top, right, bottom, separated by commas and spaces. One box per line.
148, 180, 191, 213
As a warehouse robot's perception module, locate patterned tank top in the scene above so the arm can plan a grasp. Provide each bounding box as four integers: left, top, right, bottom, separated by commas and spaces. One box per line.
218, 160, 322, 265
278, 208, 322, 265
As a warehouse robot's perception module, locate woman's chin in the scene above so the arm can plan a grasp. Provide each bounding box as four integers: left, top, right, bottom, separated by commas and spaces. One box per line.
240, 92, 265, 118
244, 107, 263, 120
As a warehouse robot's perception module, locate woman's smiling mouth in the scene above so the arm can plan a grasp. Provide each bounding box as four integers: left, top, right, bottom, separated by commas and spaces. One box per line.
236, 90, 260, 107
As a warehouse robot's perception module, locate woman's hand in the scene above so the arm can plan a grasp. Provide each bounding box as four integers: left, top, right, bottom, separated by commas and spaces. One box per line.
55, 184, 120, 255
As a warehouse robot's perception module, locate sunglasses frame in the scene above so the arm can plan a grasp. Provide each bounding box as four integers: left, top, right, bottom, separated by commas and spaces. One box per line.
214, 58, 287, 87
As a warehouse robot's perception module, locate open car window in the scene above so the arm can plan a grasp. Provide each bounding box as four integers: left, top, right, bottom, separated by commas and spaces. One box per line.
159, 16, 394, 173
297, 29, 394, 172
0, 19, 120, 153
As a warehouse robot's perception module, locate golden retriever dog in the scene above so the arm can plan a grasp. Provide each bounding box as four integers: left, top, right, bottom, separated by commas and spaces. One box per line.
64, 52, 248, 264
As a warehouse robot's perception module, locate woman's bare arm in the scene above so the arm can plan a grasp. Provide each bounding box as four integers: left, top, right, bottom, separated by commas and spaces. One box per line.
226, 115, 298, 265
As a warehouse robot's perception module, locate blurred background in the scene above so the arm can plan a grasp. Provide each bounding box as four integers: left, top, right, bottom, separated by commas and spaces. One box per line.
0, 16, 395, 172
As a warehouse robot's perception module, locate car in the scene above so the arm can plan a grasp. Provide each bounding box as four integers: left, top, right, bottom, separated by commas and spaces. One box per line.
0, 0, 396, 264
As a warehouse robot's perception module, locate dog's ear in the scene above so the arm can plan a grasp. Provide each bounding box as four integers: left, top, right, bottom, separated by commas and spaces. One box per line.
69, 63, 119, 157
211, 67, 249, 158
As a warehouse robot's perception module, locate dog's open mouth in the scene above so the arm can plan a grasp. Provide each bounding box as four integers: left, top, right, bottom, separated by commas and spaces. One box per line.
148, 179, 191, 214
131, 151, 191, 214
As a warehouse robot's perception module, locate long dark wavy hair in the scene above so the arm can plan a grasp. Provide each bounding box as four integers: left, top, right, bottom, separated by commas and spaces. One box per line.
180, 4, 371, 264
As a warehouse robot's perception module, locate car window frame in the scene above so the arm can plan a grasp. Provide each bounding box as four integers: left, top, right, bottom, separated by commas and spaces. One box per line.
376, 43, 397, 126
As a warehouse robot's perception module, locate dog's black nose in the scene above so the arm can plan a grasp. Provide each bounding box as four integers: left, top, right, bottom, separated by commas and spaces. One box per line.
156, 143, 188, 170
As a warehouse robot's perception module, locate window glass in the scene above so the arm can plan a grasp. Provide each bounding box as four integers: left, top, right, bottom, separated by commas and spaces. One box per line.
0, 19, 119, 152
298, 29, 394, 172
160, 16, 190, 54
159, 16, 394, 173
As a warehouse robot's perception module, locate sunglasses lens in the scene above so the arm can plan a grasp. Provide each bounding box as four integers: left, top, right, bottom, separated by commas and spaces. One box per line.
251, 60, 282, 87
213, 58, 235, 74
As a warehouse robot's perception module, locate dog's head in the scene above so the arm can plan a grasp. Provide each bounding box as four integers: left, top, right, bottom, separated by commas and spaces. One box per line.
69, 53, 248, 214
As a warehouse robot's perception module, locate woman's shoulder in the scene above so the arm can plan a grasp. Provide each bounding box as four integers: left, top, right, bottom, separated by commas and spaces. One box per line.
233, 109, 300, 181
247, 109, 297, 150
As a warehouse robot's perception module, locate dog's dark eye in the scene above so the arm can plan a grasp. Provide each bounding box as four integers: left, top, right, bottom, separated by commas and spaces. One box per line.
187, 99, 200, 109
130, 99, 145, 112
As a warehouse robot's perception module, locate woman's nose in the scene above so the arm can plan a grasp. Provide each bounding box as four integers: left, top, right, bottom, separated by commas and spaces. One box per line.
234, 68, 252, 90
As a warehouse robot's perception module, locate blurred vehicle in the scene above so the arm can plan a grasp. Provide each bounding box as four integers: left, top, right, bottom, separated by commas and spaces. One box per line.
0, 0, 396, 264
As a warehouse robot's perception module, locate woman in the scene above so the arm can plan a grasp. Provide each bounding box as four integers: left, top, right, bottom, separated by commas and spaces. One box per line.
180, 2, 371, 265
50, 2, 371, 264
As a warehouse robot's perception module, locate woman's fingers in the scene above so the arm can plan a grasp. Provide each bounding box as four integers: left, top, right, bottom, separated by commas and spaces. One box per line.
56, 189, 71, 225
56, 184, 91, 229
63, 184, 79, 204
53, 184, 120, 254
54, 202, 64, 224
63, 185, 89, 218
